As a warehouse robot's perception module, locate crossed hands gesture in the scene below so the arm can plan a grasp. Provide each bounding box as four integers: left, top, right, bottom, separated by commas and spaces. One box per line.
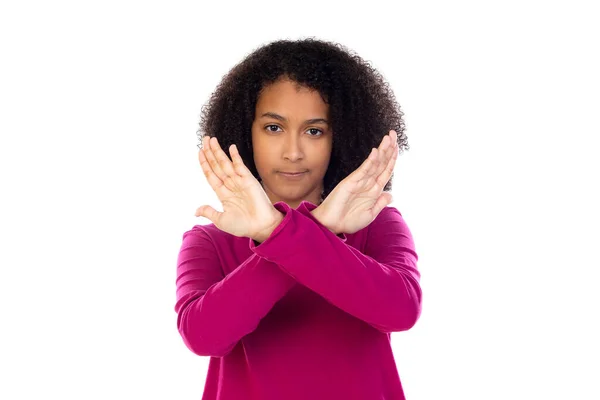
195, 130, 398, 240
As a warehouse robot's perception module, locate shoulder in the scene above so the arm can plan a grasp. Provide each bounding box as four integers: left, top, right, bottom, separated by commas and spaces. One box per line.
182, 222, 246, 257
369, 205, 405, 229
181, 222, 231, 248
365, 205, 416, 255
180, 223, 252, 276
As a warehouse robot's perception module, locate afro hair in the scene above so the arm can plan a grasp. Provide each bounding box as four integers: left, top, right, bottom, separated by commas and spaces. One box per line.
197, 37, 409, 200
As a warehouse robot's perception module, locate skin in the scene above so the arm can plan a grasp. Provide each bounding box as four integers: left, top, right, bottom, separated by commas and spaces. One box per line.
195, 77, 398, 243
251, 77, 333, 210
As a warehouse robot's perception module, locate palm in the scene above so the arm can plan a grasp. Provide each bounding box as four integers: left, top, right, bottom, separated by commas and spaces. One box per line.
195, 136, 278, 239
318, 131, 399, 235
213, 176, 273, 237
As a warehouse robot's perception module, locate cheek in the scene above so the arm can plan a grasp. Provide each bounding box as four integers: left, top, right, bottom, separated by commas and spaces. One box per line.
252, 146, 272, 172
319, 146, 333, 169
250, 131, 264, 166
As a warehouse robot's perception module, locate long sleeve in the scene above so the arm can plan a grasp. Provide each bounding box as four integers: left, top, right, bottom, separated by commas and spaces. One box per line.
174, 225, 297, 358
250, 200, 422, 333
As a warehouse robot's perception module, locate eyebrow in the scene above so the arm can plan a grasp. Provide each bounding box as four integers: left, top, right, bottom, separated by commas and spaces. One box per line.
259, 112, 329, 125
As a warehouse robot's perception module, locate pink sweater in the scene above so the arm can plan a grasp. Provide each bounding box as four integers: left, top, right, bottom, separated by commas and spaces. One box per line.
174, 200, 421, 400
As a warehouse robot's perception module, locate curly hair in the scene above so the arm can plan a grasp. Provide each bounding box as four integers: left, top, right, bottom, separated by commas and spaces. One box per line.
197, 37, 409, 200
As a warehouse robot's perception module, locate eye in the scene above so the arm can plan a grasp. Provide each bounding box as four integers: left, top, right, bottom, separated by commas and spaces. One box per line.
265, 125, 282, 133
264, 125, 324, 137
307, 128, 323, 137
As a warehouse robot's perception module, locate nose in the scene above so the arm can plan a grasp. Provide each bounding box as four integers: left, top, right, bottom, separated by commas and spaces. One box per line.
282, 134, 304, 162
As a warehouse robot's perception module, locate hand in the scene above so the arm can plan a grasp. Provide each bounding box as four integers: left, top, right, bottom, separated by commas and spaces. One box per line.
194, 136, 283, 241
312, 130, 399, 235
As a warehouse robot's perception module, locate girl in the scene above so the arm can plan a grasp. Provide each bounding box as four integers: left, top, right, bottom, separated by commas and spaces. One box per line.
175, 38, 421, 400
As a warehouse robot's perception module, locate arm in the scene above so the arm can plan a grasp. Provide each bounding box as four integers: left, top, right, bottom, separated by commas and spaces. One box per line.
175, 224, 296, 358
250, 200, 422, 333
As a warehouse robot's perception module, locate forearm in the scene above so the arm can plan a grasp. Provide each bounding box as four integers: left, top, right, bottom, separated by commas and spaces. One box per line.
252, 203, 422, 333
252, 207, 336, 244
177, 254, 296, 357
175, 226, 298, 358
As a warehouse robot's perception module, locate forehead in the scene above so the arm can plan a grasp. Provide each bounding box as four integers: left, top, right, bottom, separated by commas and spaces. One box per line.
256, 79, 328, 116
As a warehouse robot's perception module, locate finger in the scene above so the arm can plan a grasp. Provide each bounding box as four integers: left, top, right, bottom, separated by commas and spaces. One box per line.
386, 130, 398, 158
365, 146, 384, 182
368, 131, 394, 180
353, 148, 378, 181
373, 135, 390, 177
372, 192, 393, 217
230, 144, 250, 177
198, 148, 226, 190
378, 130, 395, 153
376, 143, 398, 188
373, 131, 396, 178
390, 130, 398, 147
355, 130, 397, 185
204, 137, 229, 183
378, 132, 390, 151
210, 137, 238, 178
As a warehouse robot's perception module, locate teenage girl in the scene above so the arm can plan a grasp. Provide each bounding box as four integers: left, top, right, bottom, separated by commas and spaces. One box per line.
175, 38, 421, 400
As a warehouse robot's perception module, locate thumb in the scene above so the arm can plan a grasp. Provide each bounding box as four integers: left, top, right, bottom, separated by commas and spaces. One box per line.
195, 205, 221, 223
373, 192, 393, 216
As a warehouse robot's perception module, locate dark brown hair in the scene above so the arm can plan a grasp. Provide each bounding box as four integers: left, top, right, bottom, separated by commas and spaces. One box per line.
197, 37, 409, 199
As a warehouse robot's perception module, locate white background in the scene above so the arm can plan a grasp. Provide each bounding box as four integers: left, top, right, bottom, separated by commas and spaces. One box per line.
1, 0, 598, 399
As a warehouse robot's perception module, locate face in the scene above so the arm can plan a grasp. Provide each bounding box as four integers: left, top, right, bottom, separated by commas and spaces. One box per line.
251, 78, 333, 209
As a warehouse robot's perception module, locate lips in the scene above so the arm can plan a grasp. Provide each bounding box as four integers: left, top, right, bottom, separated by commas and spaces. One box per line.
278, 170, 308, 174
278, 171, 308, 178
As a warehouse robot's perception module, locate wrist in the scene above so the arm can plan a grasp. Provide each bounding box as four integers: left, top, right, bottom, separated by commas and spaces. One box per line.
253, 211, 284, 243
311, 209, 337, 235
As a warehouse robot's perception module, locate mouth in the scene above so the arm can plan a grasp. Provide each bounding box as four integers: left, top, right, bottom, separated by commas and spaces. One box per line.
278, 171, 308, 178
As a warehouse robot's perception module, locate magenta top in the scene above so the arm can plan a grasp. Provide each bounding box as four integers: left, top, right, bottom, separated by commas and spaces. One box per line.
174, 200, 422, 400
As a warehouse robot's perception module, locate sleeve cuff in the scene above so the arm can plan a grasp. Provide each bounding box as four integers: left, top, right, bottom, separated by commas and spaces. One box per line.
296, 201, 347, 243
248, 201, 294, 251
248, 200, 347, 251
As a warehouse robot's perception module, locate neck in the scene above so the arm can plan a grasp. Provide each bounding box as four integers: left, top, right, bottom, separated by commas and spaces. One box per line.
261, 183, 324, 209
